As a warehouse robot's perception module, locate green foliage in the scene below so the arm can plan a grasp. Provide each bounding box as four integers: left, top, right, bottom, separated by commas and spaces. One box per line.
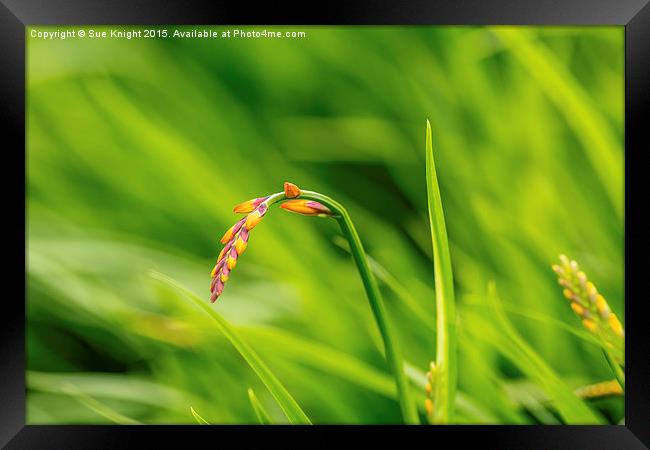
27, 25, 623, 424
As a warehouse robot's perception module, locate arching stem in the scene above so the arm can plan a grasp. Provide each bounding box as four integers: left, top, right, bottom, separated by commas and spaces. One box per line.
292, 190, 420, 424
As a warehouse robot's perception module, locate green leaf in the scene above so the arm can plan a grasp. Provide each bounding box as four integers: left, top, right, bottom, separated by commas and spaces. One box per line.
150, 271, 312, 425
425, 120, 457, 423
247, 388, 273, 424
190, 406, 210, 425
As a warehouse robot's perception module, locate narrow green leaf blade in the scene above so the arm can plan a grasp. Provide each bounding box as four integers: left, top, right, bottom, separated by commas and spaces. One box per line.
62, 383, 141, 425
603, 350, 625, 391
425, 120, 457, 423
248, 388, 273, 424
190, 406, 210, 425
150, 271, 311, 425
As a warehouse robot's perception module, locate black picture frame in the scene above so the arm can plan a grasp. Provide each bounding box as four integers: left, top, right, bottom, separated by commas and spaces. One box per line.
2, 0, 648, 447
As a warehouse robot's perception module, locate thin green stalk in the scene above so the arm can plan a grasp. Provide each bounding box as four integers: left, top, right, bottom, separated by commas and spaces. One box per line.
297, 190, 420, 424
190, 406, 210, 424
61, 383, 141, 425
603, 350, 625, 391
425, 120, 457, 423
248, 388, 273, 424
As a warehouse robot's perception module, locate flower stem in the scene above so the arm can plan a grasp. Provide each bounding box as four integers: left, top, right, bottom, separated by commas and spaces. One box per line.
299, 190, 420, 424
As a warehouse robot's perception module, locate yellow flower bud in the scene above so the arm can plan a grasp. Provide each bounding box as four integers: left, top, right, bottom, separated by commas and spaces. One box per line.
582, 319, 598, 333
571, 302, 585, 317
595, 294, 610, 317
608, 314, 623, 337
227, 254, 237, 270
424, 398, 433, 416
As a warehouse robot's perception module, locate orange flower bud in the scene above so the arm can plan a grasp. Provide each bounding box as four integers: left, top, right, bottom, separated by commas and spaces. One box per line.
280, 200, 332, 217
220, 218, 245, 244
245, 211, 262, 230
235, 236, 247, 255
284, 182, 301, 199
233, 196, 269, 214
245, 203, 268, 230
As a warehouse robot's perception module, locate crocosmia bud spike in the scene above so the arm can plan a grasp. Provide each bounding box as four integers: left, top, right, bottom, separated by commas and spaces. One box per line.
211, 198, 272, 302
552, 255, 624, 363
211, 184, 337, 302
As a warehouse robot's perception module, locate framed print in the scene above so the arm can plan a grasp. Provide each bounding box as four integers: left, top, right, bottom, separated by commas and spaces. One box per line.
1, 0, 648, 447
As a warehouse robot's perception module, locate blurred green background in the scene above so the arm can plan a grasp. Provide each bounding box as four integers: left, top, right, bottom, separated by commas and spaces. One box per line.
26, 26, 624, 424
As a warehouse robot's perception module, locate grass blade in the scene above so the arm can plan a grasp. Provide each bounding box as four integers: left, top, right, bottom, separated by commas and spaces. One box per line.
603, 350, 625, 390
61, 383, 141, 425
150, 271, 311, 424
248, 388, 273, 424
463, 300, 605, 347
425, 120, 457, 423
190, 406, 210, 425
